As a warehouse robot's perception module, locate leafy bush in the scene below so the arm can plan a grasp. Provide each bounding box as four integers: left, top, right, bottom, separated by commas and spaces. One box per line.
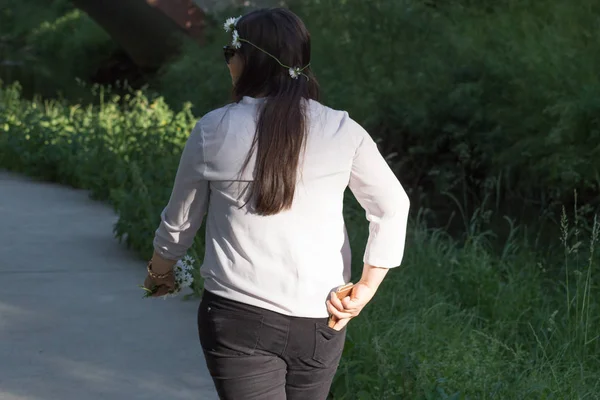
2, 80, 599, 398
0, 0, 116, 99
3, 0, 600, 397
5, 0, 600, 211
158, 0, 600, 219
0, 82, 195, 253
5, 0, 599, 213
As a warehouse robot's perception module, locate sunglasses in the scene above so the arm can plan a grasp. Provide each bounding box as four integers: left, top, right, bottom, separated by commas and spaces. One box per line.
223, 45, 236, 64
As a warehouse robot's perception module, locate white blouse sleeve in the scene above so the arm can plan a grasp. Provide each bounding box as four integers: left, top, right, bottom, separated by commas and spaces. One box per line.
347, 117, 410, 268
153, 121, 210, 260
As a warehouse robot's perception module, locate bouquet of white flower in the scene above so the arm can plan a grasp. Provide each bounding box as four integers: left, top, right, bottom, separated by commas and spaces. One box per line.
141, 255, 195, 298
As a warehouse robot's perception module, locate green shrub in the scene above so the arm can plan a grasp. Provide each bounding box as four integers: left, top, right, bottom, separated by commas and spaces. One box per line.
158, 0, 600, 217
0, 82, 195, 253
0, 1, 116, 99
5, 0, 600, 211
6, 0, 600, 213
3, 0, 600, 396
0, 0, 72, 37
304, 0, 600, 211
2, 80, 599, 398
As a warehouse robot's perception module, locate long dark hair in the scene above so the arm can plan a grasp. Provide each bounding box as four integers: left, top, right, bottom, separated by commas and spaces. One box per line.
234, 8, 320, 216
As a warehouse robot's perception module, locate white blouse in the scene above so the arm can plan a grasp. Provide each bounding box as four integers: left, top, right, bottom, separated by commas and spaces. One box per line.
153, 96, 410, 318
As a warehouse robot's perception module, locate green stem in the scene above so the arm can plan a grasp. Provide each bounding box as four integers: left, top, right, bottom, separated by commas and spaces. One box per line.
238, 38, 311, 80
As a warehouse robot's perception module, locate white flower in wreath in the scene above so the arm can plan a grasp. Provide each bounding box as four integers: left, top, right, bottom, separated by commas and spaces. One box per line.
224, 16, 241, 32
231, 30, 242, 49
289, 67, 301, 79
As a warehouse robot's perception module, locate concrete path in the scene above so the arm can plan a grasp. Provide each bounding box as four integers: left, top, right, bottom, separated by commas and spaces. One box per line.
0, 171, 218, 400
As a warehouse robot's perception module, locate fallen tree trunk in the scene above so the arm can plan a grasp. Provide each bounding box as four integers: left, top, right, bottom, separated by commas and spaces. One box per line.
71, 0, 205, 71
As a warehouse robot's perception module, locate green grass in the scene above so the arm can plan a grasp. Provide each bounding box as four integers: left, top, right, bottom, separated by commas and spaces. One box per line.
336, 202, 600, 399
3, 0, 600, 397
157, 0, 600, 217
4, 0, 600, 208
1, 80, 599, 399
1, 0, 117, 99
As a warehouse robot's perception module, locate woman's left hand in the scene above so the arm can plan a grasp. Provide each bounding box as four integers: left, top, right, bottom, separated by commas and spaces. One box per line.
326, 281, 377, 321
142, 270, 175, 297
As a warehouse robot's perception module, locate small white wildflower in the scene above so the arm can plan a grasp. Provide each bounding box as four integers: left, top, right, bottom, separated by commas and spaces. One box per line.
289, 67, 301, 79
179, 271, 194, 288
232, 30, 242, 49
160, 257, 195, 298
224, 16, 240, 32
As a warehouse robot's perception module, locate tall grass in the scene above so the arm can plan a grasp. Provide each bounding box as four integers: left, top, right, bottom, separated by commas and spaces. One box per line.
0, 82, 197, 253
2, 0, 600, 397
334, 195, 600, 399
1, 81, 599, 398
158, 0, 600, 217
4, 0, 600, 209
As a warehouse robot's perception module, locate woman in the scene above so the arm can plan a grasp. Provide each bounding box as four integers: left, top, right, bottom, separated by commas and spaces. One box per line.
143, 7, 410, 400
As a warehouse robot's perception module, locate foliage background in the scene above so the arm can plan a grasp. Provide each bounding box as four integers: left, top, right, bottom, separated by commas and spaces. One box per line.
2, 0, 600, 398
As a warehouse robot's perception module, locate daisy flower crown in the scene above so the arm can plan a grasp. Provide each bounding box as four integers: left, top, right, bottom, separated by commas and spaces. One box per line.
224, 16, 311, 80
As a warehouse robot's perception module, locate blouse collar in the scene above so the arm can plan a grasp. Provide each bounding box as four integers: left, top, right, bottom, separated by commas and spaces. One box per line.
240, 96, 268, 105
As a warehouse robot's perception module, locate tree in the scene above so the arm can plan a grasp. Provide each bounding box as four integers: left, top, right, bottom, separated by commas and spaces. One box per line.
71, 0, 206, 71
